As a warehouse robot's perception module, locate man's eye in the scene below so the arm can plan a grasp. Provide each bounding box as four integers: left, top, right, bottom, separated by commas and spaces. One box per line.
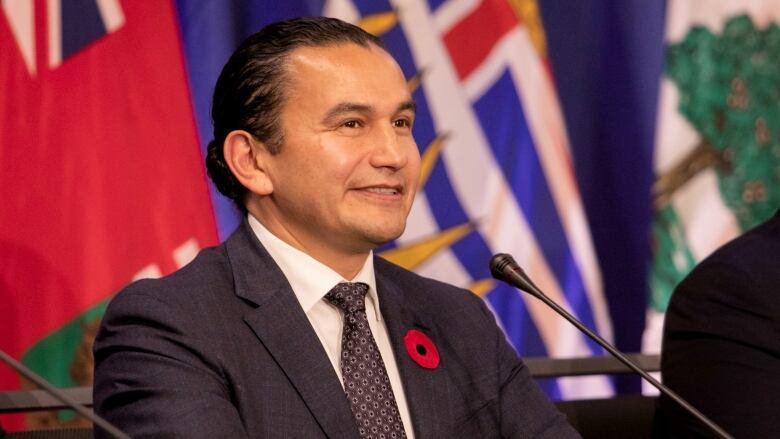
343, 120, 361, 128
394, 119, 412, 128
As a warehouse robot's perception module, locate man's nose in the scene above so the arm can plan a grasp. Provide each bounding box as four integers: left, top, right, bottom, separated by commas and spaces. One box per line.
369, 124, 408, 169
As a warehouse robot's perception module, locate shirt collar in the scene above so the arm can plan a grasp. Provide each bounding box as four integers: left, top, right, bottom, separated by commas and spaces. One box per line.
247, 214, 382, 320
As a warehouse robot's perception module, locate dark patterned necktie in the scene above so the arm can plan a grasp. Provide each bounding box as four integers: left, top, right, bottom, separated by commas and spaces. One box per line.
325, 282, 407, 439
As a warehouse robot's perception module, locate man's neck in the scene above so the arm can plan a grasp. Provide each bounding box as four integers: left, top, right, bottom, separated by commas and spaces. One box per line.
247, 212, 369, 280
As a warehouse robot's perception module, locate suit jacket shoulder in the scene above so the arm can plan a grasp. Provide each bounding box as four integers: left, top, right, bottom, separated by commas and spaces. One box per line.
94, 223, 358, 438
374, 255, 486, 316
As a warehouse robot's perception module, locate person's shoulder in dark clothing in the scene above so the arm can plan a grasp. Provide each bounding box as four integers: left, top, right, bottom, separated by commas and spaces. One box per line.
658, 209, 780, 438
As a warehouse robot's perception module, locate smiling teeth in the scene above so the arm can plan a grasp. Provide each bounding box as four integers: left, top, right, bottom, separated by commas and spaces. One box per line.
366, 187, 398, 195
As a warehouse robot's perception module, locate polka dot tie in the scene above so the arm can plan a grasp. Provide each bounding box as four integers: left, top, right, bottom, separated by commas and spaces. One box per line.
325, 282, 407, 439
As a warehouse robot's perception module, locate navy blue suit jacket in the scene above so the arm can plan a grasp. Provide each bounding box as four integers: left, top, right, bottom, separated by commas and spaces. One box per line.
93, 220, 578, 438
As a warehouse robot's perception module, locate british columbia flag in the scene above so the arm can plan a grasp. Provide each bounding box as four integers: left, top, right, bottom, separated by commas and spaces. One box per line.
326, 0, 615, 399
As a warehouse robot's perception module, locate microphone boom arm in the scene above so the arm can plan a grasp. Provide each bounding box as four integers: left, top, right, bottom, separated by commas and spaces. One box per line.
490, 253, 734, 439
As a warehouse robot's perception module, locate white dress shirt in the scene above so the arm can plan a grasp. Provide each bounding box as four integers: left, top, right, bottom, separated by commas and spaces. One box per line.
248, 215, 415, 438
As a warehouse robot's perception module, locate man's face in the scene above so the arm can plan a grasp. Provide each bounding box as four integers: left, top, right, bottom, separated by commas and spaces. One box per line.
257, 43, 420, 258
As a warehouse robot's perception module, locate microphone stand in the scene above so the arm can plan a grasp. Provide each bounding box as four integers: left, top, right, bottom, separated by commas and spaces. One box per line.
490, 253, 734, 439
0, 350, 130, 439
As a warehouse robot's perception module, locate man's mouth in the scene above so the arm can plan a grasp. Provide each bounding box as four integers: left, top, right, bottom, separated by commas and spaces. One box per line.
364, 187, 400, 195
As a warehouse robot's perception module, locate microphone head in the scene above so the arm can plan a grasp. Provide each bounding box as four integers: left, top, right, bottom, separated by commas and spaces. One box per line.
489, 253, 541, 298
489, 253, 516, 281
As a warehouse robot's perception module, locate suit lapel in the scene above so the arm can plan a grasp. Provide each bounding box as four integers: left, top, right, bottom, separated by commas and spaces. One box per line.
376, 265, 453, 438
226, 222, 360, 439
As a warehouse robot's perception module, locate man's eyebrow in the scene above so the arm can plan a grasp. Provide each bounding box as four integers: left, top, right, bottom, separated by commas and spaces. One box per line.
322, 100, 417, 123
397, 100, 417, 115
322, 103, 374, 123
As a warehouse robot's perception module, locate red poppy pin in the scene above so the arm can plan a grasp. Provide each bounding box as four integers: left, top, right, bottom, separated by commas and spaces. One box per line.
404, 329, 440, 369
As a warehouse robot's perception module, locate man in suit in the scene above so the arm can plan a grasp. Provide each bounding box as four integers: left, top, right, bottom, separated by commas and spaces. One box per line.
93, 17, 578, 438
659, 209, 780, 438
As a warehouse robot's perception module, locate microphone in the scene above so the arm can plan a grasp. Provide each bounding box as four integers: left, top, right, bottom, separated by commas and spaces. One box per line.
489, 253, 734, 439
0, 349, 130, 439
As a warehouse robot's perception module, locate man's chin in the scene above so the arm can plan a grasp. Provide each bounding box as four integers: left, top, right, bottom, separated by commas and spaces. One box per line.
362, 225, 406, 248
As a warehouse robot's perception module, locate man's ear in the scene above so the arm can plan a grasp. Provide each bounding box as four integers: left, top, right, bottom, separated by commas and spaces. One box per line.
223, 130, 274, 196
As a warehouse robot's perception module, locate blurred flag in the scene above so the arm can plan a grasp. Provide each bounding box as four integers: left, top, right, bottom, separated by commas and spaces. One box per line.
0, 0, 218, 430
645, 0, 780, 361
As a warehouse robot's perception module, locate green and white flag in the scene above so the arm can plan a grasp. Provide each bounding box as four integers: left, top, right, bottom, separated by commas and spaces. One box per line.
645, 0, 780, 371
